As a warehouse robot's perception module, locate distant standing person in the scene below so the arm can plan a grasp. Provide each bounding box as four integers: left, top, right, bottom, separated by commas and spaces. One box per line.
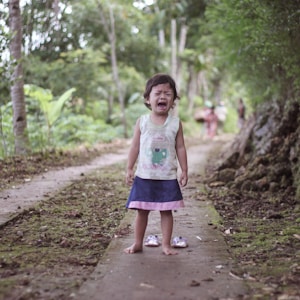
237, 98, 246, 129
215, 101, 227, 134
204, 105, 218, 139
124, 73, 188, 256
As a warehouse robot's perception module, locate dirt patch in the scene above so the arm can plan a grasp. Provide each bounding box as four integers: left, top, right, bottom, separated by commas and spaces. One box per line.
204, 161, 300, 298
0, 163, 128, 300
0, 139, 127, 192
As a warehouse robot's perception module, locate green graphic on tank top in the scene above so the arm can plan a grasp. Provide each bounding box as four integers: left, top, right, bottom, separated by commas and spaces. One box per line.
151, 148, 168, 165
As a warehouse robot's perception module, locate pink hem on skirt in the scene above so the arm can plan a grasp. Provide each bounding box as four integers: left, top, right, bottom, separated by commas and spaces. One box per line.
127, 200, 184, 211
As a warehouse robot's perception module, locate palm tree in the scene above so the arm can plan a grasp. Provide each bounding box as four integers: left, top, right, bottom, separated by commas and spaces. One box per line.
9, 0, 29, 155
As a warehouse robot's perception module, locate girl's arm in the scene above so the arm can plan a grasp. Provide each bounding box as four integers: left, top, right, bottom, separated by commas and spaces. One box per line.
126, 118, 141, 186
176, 121, 188, 187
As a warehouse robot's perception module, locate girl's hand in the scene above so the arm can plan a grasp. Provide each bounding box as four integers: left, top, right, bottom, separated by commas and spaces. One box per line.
179, 171, 188, 187
126, 169, 135, 186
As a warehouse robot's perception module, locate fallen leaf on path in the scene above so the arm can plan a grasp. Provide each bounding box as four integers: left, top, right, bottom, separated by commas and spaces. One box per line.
202, 277, 214, 282
229, 271, 243, 280
140, 282, 154, 289
189, 279, 200, 287
215, 265, 224, 269
293, 234, 300, 240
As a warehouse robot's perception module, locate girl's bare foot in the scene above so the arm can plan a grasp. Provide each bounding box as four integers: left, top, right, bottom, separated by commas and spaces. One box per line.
124, 243, 143, 254
162, 245, 178, 255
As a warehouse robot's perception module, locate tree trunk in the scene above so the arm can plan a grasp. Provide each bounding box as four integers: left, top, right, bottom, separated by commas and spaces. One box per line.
158, 29, 165, 47
0, 107, 8, 156
108, 5, 127, 138
176, 23, 188, 93
198, 71, 209, 103
187, 65, 198, 112
170, 19, 178, 116
170, 19, 177, 81
9, 0, 29, 155
171, 20, 188, 116
154, 5, 165, 47
107, 89, 114, 124
97, 2, 127, 138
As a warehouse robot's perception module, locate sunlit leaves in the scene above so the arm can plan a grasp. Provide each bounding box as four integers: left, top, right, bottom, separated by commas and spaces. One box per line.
24, 84, 75, 145
206, 0, 300, 103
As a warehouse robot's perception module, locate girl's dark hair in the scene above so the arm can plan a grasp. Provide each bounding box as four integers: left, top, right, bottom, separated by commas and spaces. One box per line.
143, 73, 180, 110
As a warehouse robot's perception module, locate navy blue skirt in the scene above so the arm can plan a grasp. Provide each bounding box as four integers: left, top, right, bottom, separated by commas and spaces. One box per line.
126, 176, 184, 211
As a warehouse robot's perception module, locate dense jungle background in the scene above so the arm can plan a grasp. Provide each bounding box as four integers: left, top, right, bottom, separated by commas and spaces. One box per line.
0, 0, 300, 299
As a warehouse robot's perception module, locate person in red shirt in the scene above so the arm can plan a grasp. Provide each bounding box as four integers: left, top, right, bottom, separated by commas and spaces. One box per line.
204, 105, 218, 139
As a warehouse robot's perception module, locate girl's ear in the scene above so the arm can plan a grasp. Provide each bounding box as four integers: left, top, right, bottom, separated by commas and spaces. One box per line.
171, 100, 177, 109
144, 98, 152, 110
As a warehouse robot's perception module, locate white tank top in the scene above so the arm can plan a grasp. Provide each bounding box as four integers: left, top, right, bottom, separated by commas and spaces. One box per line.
135, 114, 179, 180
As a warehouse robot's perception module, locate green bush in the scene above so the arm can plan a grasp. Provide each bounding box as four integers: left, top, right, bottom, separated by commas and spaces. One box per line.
0, 103, 14, 157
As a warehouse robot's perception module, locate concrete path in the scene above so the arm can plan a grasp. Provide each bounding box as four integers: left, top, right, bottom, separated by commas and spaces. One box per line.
0, 149, 129, 226
75, 140, 248, 300
0, 137, 248, 299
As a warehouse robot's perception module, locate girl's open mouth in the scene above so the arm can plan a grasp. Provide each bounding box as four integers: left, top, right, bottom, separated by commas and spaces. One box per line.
158, 102, 167, 108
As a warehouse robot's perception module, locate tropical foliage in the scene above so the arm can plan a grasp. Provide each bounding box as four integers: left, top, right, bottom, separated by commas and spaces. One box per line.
0, 0, 299, 157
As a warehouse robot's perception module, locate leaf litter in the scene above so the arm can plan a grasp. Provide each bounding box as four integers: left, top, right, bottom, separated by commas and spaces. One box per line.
0, 161, 128, 300
0, 138, 299, 299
